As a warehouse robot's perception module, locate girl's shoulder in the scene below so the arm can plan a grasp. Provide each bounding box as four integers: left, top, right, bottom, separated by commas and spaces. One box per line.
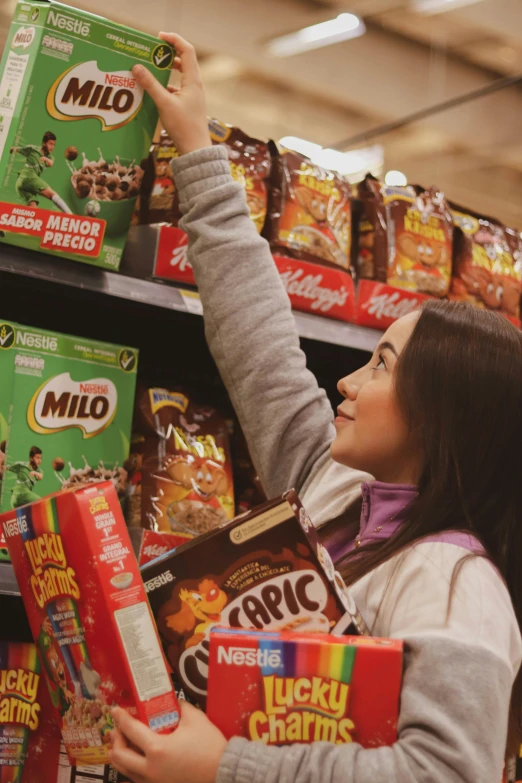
351, 538, 522, 676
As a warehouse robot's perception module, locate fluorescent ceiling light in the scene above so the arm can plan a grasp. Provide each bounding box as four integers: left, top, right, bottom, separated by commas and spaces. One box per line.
385, 170, 408, 186
266, 13, 366, 58
279, 137, 384, 181
279, 136, 322, 159
412, 0, 485, 15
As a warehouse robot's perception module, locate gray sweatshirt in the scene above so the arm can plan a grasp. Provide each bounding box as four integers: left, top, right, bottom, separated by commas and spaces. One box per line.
172, 146, 522, 783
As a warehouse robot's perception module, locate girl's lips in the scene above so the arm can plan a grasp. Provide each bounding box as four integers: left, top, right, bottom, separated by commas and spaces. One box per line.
335, 415, 354, 424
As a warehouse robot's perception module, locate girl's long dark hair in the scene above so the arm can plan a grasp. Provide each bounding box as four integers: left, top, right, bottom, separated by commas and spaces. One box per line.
332, 300, 522, 754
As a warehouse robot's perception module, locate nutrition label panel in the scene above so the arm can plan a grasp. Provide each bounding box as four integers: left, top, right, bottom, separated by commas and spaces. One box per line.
0, 51, 28, 158
114, 602, 172, 701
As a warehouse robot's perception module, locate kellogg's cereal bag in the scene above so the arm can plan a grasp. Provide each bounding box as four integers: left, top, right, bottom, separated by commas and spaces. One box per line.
450, 207, 522, 320
357, 175, 453, 296
266, 151, 352, 270
137, 388, 234, 536
139, 121, 271, 233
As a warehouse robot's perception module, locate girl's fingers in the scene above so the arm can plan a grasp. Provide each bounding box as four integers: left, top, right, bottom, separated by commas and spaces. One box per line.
110, 730, 148, 780
112, 707, 154, 753
132, 65, 171, 110
166, 84, 180, 94
180, 699, 201, 721
158, 32, 201, 85
174, 56, 182, 71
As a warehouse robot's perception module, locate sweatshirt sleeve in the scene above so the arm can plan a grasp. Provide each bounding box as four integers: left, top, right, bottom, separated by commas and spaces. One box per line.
171, 146, 338, 499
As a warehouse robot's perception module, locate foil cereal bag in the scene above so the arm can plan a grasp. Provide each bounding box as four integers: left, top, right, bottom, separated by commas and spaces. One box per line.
139, 130, 178, 226
357, 175, 453, 296
2, 482, 180, 766
0, 319, 137, 520
450, 207, 522, 320
139, 121, 271, 233
0, 641, 62, 782
266, 151, 352, 270
208, 120, 271, 234
207, 629, 403, 748
0, 0, 174, 270
137, 388, 234, 537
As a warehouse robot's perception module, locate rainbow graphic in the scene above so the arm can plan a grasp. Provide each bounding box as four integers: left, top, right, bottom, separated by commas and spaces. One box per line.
258, 634, 356, 684
0, 642, 39, 783
19, 497, 92, 702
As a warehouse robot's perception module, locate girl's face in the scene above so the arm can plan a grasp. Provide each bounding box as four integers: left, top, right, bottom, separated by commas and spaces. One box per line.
332, 312, 421, 484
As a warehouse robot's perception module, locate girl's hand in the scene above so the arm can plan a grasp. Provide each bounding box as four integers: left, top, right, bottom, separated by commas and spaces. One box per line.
132, 33, 212, 156
109, 702, 227, 783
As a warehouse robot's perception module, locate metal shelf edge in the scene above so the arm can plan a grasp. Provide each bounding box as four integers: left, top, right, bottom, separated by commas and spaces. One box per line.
0, 247, 378, 352
0, 562, 20, 597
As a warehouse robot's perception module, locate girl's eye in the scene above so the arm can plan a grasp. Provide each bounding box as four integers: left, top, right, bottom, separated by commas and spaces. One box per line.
374, 354, 386, 371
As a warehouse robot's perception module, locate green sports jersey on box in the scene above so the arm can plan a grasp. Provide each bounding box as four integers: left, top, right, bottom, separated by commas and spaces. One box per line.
0, 0, 174, 269
0, 319, 138, 560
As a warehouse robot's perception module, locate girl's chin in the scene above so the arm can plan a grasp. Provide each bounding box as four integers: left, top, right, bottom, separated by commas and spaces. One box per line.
329, 438, 354, 466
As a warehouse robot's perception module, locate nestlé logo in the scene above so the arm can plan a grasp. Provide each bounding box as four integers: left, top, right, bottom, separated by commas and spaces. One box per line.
47, 61, 144, 131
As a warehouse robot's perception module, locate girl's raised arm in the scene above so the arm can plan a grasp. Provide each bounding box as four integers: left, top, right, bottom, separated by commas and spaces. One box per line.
133, 36, 365, 500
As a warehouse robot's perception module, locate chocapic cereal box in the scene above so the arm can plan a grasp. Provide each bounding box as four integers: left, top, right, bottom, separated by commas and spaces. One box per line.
0, 641, 64, 782
142, 491, 368, 708
1, 482, 180, 766
0, 319, 138, 532
0, 0, 174, 270
207, 629, 403, 748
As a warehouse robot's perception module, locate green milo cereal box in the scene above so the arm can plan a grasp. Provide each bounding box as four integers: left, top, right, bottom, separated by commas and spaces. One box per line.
0, 318, 138, 559
0, 0, 174, 269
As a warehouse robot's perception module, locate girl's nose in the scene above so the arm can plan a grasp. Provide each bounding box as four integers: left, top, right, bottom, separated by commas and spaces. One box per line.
337, 376, 359, 400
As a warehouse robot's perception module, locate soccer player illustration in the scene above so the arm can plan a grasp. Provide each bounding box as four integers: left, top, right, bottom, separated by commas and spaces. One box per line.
8, 445, 44, 508
10, 130, 72, 213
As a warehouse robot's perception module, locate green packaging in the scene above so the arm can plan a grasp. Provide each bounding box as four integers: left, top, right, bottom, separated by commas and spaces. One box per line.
0, 318, 138, 559
0, 0, 174, 269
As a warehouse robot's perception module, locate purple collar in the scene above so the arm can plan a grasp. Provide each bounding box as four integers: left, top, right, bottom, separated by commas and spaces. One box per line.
325, 481, 484, 563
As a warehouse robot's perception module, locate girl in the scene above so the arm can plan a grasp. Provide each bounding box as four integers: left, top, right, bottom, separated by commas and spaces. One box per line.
110, 34, 522, 783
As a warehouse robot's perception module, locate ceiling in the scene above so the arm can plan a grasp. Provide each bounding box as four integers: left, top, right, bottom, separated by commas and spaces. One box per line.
1, 0, 521, 226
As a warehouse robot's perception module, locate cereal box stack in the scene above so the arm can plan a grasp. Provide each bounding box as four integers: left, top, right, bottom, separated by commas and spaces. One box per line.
0, 0, 174, 269
142, 491, 366, 707
1, 482, 180, 765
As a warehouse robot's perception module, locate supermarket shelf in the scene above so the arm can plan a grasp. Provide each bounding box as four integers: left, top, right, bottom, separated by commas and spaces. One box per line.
0, 562, 20, 597
0, 244, 379, 352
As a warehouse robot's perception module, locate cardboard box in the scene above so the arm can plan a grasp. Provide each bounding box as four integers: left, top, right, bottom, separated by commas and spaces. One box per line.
0, 1, 174, 269
0, 318, 137, 528
129, 527, 192, 567
142, 491, 367, 707
0, 640, 64, 781
2, 481, 179, 765
207, 629, 403, 747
